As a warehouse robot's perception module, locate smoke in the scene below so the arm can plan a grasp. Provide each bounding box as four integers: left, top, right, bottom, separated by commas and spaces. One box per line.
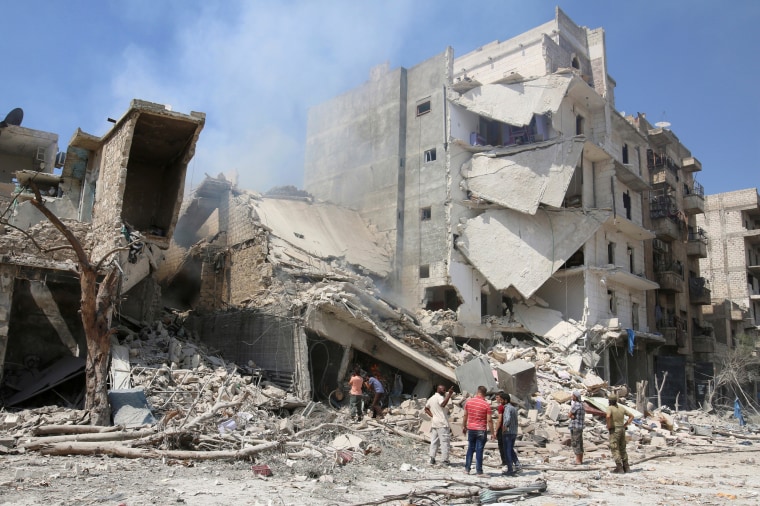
105, 0, 418, 193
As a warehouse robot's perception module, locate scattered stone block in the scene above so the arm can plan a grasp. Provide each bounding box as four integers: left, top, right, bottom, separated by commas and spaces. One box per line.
545, 400, 561, 421
551, 391, 572, 404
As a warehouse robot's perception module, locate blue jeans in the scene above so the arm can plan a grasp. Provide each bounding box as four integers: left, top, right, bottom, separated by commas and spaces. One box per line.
503, 433, 517, 472
465, 430, 487, 474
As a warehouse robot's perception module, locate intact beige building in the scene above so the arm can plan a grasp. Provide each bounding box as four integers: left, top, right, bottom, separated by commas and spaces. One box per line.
698, 188, 760, 351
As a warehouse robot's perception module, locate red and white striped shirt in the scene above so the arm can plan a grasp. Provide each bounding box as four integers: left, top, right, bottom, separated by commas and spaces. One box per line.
464, 396, 491, 431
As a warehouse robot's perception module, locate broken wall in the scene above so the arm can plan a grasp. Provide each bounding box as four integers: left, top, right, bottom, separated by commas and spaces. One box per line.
188, 309, 306, 395
304, 63, 405, 239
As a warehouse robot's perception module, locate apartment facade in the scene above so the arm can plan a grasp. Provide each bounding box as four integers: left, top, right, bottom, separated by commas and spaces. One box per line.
304, 8, 706, 405
698, 189, 760, 353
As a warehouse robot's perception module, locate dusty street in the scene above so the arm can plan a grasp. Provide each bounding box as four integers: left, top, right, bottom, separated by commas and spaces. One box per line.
2, 432, 758, 506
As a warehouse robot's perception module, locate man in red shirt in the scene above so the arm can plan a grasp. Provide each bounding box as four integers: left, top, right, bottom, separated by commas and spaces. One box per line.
462, 385, 493, 476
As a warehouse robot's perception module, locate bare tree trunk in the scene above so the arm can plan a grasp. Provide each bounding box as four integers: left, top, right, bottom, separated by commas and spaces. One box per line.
81, 266, 120, 426
29, 185, 121, 426
655, 371, 668, 409
636, 380, 648, 415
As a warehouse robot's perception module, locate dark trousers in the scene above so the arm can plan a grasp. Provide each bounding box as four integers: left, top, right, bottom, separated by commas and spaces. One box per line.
503, 433, 517, 472
497, 427, 520, 466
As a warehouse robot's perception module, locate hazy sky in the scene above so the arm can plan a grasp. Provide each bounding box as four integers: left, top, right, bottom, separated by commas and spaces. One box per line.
3, 0, 757, 195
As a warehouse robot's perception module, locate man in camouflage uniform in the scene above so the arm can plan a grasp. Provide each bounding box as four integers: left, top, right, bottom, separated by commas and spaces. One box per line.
606, 393, 634, 473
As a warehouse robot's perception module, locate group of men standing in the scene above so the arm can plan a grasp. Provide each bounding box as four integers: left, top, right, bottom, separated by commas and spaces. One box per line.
424, 384, 635, 476
425, 384, 520, 476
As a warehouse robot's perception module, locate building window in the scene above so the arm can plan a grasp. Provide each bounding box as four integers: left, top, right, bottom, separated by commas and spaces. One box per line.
419, 265, 430, 278
420, 207, 432, 221
416, 100, 431, 116
571, 55, 580, 69
622, 143, 629, 164
627, 245, 634, 273
575, 114, 585, 135
607, 241, 615, 265
424, 148, 436, 163
623, 190, 631, 220
608, 289, 617, 315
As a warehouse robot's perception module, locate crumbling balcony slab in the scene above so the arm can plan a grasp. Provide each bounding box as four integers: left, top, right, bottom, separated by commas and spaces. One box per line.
463, 137, 584, 214
457, 207, 610, 298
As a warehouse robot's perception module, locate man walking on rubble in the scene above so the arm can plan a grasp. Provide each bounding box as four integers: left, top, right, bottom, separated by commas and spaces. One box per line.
365, 373, 386, 419
425, 384, 454, 465
462, 386, 494, 476
348, 367, 364, 422
606, 393, 634, 473
568, 390, 585, 465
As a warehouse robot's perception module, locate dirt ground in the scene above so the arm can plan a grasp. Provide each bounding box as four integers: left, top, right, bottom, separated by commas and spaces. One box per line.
2, 433, 758, 506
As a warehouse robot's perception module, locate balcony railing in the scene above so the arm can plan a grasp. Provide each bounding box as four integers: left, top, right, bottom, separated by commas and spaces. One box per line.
683, 181, 705, 215
656, 314, 687, 347
689, 277, 711, 305
655, 261, 684, 292
647, 149, 680, 172
687, 228, 708, 258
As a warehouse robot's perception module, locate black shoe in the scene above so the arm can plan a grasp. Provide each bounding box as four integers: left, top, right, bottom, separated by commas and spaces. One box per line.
504, 470, 516, 477
442, 460, 450, 466
430, 458, 436, 465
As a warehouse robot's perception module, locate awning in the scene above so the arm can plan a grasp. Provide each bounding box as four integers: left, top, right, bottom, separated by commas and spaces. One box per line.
464, 137, 585, 215
457, 207, 610, 298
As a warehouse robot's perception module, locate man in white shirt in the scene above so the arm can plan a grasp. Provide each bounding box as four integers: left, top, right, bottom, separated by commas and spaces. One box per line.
424, 384, 455, 465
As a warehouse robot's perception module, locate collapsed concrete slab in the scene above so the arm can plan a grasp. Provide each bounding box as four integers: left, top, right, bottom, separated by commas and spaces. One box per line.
512, 305, 585, 350
496, 359, 537, 401
457, 207, 610, 298
463, 137, 584, 214
455, 357, 498, 395
252, 198, 391, 278
454, 74, 574, 127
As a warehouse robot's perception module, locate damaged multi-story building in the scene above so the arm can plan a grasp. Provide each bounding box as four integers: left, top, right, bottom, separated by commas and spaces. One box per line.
303, 8, 710, 407
629, 114, 710, 407
0, 100, 205, 406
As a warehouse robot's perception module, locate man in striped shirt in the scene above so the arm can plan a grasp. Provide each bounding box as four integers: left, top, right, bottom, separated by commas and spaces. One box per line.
462, 385, 493, 476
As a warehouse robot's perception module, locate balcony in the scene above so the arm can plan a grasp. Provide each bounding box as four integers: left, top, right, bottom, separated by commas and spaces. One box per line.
686, 239, 707, 258
656, 315, 686, 347
687, 228, 708, 258
655, 261, 684, 292
681, 156, 702, 173
692, 335, 715, 354
648, 127, 678, 148
689, 277, 711, 305
656, 271, 684, 293
613, 159, 649, 192
650, 167, 678, 191
650, 216, 683, 241
683, 181, 705, 215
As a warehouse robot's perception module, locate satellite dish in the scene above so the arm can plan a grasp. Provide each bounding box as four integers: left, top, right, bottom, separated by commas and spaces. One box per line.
655, 121, 671, 129
0, 107, 24, 127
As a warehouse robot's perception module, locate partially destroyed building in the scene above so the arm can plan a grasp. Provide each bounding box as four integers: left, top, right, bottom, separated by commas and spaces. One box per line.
0, 100, 205, 406
698, 188, 760, 349
157, 176, 459, 401
303, 8, 709, 405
